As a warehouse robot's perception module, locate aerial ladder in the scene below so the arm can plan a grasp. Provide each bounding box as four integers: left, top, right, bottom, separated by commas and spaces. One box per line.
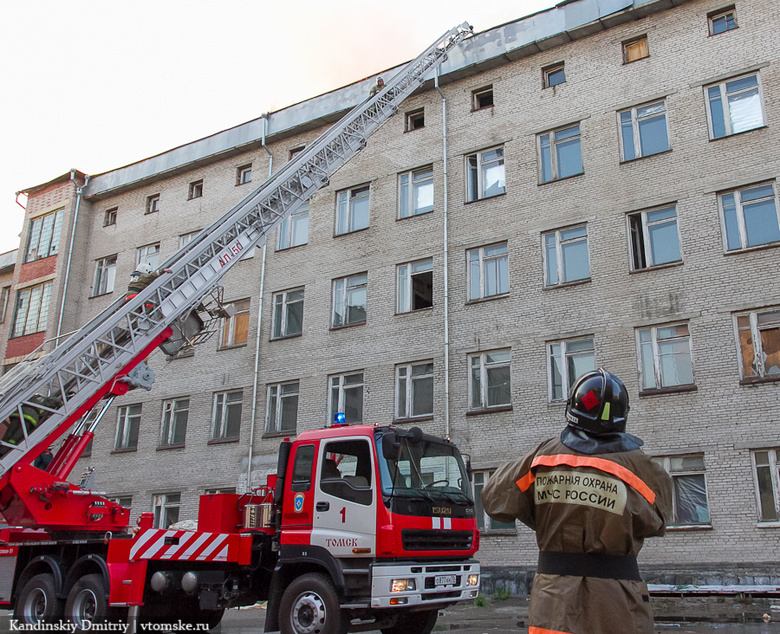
0, 23, 473, 531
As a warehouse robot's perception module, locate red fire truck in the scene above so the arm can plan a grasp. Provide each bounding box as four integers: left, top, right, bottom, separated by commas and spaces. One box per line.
0, 22, 478, 634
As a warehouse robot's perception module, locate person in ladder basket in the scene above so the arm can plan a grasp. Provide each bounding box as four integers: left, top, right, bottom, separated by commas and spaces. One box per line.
126, 262, 172, 302
0, 395, 62, 458
369, 76, 385, 96
482, 368, 672, 634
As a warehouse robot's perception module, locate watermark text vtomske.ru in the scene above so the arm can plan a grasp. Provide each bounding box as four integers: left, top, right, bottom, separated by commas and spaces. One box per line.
10, 620, 209, 632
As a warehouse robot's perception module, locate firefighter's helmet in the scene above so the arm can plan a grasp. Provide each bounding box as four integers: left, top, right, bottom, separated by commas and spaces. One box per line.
565, 368, 629, 435
136, 262, 153, 275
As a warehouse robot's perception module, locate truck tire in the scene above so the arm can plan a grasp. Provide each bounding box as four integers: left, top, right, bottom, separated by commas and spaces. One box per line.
65, 574, 110, 630
279, 572, 348, 634
14, 573, 64, 625
380, 608, 438, 634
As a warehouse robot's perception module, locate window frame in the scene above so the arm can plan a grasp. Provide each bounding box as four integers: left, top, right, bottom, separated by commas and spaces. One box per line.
751, 449, 780, 524
115, 404, 141, 451
236, 164, 252, 186
627, 205, 682, 270
547, 337, 596, 402
145, 194, 160, 215
469, 349, 512, 411
277, 203, 309, 250
335, 185, 370, 235
543, 224, 590, 287
159, 397, 189, 448
396, 258, 433, 314
332, 273, 367, 328
542, 63, 566, 89
653, 454, 711, 528
152, 493, 181, 529
395, 360, 434, 420
12, 281, 53, 338
93, 255, 118, 297
211, 390, 243, 441
271, 288, 304, 339
622, 35, 649, 63
103, 208, 117, 227
220, 298, 250, 348
24, 209, 63, 263
705, 72, 765, 139
537, 123, 583, 183
328, 372, 364, 425
405, 108, 425, 132
136, 243, 160, 270
266, 381, 300, 434
0, 286, 10, 324
637, 322, 696, 393
708, 6, 737, 36
179, 231, 200, 249
618, 100, 670, 162
472, 86, 494, 111
734, 308, 780, 382
188, 180, 204, 200
467, 243, 509, 301
473, 470, 516, 532
718, 182, 780, 252
465, 146, 505, 202
289, 145, 305, 160
398, 166, 434, 218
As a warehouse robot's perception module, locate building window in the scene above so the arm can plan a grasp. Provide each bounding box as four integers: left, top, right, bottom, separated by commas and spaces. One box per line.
205, 487, 236, 495
136, 243, 160, 270
543, 63, 565, 88
619, 100, 669, 161
289, 145, 305, 160
653, 455, 710, 526
466, 147, 505, 202
212, 390, 242, 440
152, 493, 180, 529
237, 164, 252, 185
145, 194, 160, 215
329, 372, 364, 424
752, 449, 780, 523
25, 209, 63, 263
706, 73, 765, 139
12, 281, 53, 338
709, 6, 737, 35
93, 255, 117, 296
397, 258, 433, 313
109, 496, 133, 513
638, 323, 694, 391
332, 274, 367, 327
548, 337, 596, 402
544, 225, 590, 287
188, 180, 204, 200
179, 231, 200, 249
622, 35, 649, 63
468, 243, 508, 301
719, 183, 780, 251
278, 204, 309, 249
469, 350, 511, 410
266, 381, 299, 433
104, 208, 117, 227
115, 404, 141, 451
399, 166, 433, 218
220, 299, 250, 348
0, 286, 10, 324
473, 471, 515, 531
735, 308, 780, 380
160, 398, 189, 447
396, 361, 434, 419
538, 124, 583, 183
628, 205, 681, 270
336, 185, 370, 235
405, 109, 424, 131
472, 86, 493, 110
272, 288, 304, 339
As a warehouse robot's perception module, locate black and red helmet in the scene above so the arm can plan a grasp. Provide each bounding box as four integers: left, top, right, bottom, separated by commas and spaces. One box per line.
565, 368, 629, 435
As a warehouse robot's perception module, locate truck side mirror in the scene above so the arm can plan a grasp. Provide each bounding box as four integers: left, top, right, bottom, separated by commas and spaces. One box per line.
382, 432, 400, 460
463, 454, 473, 478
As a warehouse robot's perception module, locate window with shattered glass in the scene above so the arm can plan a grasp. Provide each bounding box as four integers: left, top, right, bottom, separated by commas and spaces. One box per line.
736, 309, 780, 380
653, 454, 710, 526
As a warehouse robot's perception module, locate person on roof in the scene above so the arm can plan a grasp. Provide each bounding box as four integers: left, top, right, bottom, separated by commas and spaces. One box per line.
482, 368, 672, 634
369, 77, 385, 97
126, 263, 172, 300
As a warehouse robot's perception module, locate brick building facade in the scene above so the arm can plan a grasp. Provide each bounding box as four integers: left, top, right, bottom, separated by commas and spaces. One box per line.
4, 0, 779, 587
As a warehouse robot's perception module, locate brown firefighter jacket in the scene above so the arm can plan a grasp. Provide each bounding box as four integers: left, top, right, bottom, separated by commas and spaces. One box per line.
482, 436, 672, 634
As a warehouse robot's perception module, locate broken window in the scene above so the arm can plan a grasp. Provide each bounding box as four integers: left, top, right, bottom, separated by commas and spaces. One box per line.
396, 361, 434, 419
397, 258, 433, 313
638, 323, 694, 391
736, 308, 780, 380
548, 337, 595, 402
653, 455, 710, 526
719, 182, 780, 251
628, 205, 681, 270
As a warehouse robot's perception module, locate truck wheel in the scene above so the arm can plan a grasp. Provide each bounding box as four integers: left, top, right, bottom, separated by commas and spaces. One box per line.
65, 574, 110, 630
14, 573, 64, 625
380, 608, 438, 634
279, 573, 348, 634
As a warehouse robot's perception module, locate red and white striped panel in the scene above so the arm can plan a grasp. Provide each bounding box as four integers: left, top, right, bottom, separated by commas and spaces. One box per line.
130, 529, 233, 563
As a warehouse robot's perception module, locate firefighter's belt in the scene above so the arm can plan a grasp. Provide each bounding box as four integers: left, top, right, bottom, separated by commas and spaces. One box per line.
537, 551, 641, 581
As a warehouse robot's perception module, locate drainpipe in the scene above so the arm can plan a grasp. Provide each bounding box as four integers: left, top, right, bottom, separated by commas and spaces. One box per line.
57, 171, 89, 341
435, 69, 452, 440
246, 114, 273, 491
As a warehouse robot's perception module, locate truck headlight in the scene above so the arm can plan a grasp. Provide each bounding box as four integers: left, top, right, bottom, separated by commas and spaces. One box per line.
391, 578, 416, 592
467, 574, 479, 587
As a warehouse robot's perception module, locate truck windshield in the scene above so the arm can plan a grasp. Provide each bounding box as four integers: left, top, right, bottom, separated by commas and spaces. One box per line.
376, 430, 472, 504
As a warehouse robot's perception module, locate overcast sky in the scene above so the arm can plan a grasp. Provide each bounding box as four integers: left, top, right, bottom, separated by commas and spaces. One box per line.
0, 0, 557, 254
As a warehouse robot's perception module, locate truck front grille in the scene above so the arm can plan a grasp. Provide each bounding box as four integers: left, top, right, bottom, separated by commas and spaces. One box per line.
401, 529, 473, 551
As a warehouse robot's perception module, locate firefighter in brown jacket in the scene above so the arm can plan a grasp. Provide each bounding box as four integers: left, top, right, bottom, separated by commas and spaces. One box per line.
482, 368, 672, 634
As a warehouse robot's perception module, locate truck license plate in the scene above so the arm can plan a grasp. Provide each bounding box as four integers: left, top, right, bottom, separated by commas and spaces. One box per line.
435, 575, 456, 586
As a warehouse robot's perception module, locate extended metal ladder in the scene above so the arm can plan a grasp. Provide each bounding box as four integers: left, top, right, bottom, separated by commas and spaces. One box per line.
0, 23, 473, 477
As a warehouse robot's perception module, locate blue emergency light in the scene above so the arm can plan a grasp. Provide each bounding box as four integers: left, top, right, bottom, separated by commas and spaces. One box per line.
333, 412, 347, 427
